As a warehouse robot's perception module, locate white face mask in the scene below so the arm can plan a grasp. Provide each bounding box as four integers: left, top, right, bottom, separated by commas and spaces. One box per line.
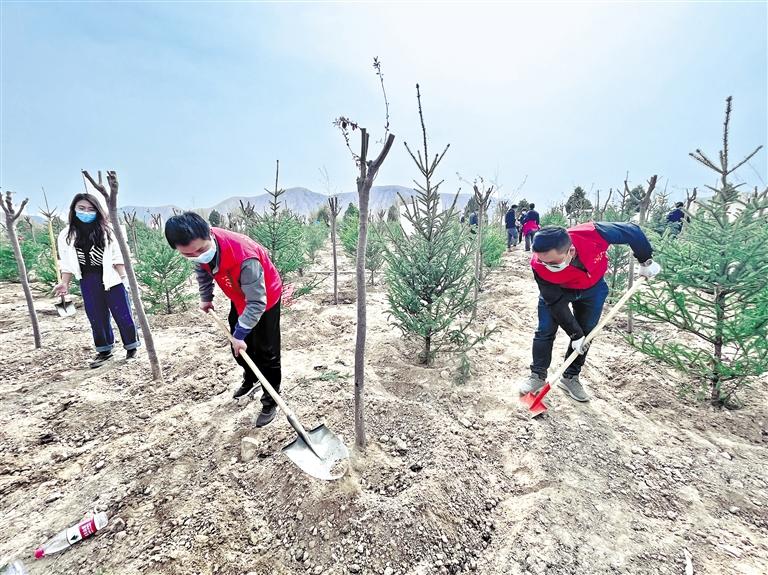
543, 254, 572, 272
190, 241, 217, 264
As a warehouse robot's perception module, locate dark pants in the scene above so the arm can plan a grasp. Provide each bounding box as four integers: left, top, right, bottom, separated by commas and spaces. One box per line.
506, 226, 518, 247
530, 279, 609, 379
524, 231, 536, 251
228, 301, 282, 410
80, 271, 140, 352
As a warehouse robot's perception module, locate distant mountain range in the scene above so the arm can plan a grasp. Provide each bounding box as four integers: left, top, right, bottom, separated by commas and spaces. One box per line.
119, 185, 499, 223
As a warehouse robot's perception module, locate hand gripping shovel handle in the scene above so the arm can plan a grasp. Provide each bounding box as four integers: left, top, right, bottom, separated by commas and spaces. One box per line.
547, 277, 648, 385
205, 311, 321, 457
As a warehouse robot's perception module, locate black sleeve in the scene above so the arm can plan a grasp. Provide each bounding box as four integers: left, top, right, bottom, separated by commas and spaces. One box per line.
534, 272, 585, 340
594, 222, 653, 263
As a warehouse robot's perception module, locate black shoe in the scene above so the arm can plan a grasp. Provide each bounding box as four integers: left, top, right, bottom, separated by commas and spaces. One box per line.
255, 406, 277, 428
89, 351, 114, 369
126, 348, 138, 360
233, 381, 260, 400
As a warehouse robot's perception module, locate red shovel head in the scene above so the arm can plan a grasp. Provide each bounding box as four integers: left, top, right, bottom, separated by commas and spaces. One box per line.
521, 383, 551, 418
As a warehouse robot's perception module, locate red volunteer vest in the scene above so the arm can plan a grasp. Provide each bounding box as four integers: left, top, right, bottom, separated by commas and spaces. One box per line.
204, 228, 282, 314
530, 222, 609, 289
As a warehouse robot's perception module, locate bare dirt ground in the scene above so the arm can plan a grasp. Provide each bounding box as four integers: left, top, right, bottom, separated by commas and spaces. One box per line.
1, 242, 767, 575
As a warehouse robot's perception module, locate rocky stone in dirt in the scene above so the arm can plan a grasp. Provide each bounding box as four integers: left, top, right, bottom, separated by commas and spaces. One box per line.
395, 439, 408, 453
459, 418, 472, 429
719, 544, 742, 558
240, 437, 260, 462
45, 492, 63, 503
111, 517, 126, 533
348, 564, 361, 573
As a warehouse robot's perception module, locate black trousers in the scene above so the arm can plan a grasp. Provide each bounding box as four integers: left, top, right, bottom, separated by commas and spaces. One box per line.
228, 301, 282, 409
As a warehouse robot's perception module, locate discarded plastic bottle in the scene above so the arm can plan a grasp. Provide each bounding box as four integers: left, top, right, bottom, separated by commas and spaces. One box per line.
34, 512, 108, 559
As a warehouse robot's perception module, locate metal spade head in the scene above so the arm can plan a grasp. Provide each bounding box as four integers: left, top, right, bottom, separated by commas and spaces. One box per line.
56, 297, 76, 317
520, 382, 551, 418
281, 424, 350, 481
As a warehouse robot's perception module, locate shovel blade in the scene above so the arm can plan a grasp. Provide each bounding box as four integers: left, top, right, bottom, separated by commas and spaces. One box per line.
56, 301, 76, 317
281, 424, 350, 481
520, 383, 551, 418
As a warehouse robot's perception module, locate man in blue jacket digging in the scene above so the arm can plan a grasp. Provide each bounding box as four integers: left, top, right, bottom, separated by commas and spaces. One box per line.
518, 222, 661, 402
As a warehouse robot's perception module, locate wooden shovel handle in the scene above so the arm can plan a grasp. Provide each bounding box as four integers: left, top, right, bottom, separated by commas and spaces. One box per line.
205, 311, 295, 417
548, 277, 647, 384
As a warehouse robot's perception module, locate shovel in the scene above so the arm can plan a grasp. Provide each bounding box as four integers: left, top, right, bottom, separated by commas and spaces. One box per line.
207, 312, 350, 481
521, 277, 647, 417
46, 218, 76, 317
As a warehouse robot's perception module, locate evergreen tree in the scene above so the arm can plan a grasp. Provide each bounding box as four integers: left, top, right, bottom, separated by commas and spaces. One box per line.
481, 226, 506, 269
541, 206, 568, 227
383, 86, 492, 365
245, 161, 307, 278
629, 97, 767, 406
208, 209, 222, 227
134, 229, 195, 314
304, 220, 328, 264
565, 186, 593, 219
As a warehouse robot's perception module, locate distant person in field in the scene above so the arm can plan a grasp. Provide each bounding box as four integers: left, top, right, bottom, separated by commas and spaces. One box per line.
517, 208, 528, 243
468, 210, 479, 234
165, 212, 283, 428
505, 204, 519, 250
518, 223, 661, 401
666, 202, 687, 235
521, 203, 541, 251
53, 193, 140, 368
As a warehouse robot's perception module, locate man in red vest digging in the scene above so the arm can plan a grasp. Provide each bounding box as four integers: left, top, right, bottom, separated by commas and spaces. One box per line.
165, 212, 283, 427
518, 222, 661, 402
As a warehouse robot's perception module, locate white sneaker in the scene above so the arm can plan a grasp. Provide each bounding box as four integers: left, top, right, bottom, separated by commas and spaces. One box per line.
518, 373, 546, 395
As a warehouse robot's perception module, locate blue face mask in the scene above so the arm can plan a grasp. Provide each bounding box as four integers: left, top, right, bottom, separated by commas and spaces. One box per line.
190, 241, 217, 264
76, 211, 97, 224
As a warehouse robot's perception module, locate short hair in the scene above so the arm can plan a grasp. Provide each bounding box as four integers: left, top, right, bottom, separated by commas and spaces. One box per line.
675, 202, 684, 208
532, 226, 571, 253
165, 212, 211, 248
511, 204, 519, 209
529, 203, 535, 209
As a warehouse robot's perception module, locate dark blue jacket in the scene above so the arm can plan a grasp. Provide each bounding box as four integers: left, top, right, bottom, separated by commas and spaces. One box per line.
667, 208, 685, 223
522, 209, 540, 225
469, 212, 478, 226
505, 209, 517, 229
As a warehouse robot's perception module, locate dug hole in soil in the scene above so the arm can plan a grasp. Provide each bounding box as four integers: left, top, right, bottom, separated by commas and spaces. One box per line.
1, 243, 767, 575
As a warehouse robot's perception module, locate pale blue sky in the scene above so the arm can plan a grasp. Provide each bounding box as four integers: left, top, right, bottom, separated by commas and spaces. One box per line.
1, 1, 766, 214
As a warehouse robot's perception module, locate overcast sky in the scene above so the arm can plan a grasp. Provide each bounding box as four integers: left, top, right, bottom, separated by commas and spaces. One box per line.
1, 1, 766, 214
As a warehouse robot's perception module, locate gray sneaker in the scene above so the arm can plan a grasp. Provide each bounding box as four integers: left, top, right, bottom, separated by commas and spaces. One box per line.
558, 375, 590, 402
518, 373, 546, 395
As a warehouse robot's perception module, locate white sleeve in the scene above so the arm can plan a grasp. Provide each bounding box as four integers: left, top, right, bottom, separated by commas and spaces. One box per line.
111, 227, 126, 265
58, 229, 77, 275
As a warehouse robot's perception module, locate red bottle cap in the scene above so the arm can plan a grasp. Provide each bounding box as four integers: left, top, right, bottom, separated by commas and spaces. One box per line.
34, 548, 45, 559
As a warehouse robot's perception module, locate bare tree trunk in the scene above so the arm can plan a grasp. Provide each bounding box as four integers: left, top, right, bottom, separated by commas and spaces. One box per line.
712, 287, 725, 402
83, 170, 163, 381
471, 182, 493, 312
353, 130, 395, 450
2, 193, 41, 348
330, 208, 339, 304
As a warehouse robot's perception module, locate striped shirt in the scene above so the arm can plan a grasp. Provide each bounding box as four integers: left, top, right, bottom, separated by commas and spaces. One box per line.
76, 244, 105, 271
